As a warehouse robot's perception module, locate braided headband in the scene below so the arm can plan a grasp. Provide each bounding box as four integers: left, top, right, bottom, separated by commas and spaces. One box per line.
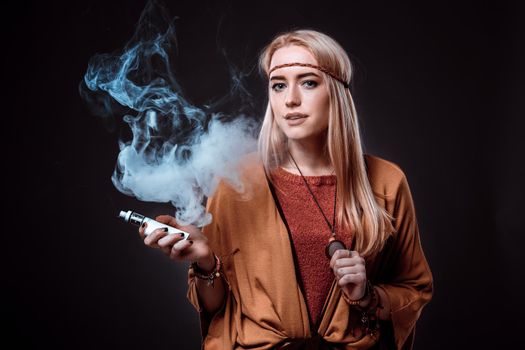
268, 62, 350, 89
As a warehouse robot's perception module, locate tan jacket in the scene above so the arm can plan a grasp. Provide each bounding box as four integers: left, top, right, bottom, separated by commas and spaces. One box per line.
188, 153, 433, 349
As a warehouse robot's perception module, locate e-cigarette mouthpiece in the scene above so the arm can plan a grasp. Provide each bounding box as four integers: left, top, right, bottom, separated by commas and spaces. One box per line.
118, 210, 190, 240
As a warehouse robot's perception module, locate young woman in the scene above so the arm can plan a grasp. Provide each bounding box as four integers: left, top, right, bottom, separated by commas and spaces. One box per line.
140, 29, 433, 349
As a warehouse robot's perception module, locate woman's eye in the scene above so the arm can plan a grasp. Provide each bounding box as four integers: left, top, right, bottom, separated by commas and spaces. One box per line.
303, 80, 318, 88
271, 80, 317, 91
271, 83, 285, 91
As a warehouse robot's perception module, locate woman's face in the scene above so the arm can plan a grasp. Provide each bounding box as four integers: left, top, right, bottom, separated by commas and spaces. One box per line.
269, 45, 330, 143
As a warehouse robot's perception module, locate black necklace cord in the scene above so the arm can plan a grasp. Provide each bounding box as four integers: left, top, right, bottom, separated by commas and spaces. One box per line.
287, 151, 347, 258
288, 152, 336, 235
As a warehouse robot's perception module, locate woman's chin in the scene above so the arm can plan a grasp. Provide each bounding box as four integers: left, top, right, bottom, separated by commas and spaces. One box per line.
284, 130, 326, 143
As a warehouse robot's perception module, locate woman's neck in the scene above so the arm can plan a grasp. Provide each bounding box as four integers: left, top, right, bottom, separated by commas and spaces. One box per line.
283, 139, 334, 176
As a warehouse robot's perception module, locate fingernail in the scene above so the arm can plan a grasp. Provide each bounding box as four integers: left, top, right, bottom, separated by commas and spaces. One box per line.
189, 240, 193, 244
163, 227, 168, 232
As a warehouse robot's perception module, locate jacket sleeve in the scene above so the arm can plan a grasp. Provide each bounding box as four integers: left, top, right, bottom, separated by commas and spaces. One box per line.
186, 183, 230, 341
376, 174, 433, 349
186, 194, 216, 339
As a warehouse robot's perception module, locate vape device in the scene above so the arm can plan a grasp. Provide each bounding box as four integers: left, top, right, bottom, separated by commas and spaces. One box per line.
118, 210, 190, 240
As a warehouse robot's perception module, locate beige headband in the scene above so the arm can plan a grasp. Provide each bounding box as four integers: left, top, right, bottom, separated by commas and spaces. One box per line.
268, 62, 350, 89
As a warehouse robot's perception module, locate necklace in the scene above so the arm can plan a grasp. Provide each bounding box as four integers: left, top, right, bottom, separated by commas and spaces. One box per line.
288, 152, 347, 258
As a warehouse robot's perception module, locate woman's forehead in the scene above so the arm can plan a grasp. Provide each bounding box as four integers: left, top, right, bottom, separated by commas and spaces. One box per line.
269, 68, 322, 82
270, 45, 318, 70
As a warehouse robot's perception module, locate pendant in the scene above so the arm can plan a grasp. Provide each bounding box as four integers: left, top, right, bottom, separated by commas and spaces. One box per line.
325, 237, 347, 259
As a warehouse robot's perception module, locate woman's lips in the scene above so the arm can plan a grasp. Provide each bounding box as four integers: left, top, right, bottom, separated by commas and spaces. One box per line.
286, 116, 307, 126
285, 113, 308, 126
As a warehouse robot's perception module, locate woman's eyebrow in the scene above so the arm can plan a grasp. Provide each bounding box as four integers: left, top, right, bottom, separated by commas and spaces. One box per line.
269, 72, 321, 81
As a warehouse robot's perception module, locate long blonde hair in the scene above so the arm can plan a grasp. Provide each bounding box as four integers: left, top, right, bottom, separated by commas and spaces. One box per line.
258, 29, 393, 257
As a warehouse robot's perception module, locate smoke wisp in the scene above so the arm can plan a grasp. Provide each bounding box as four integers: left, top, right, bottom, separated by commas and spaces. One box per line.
80, 0, 259, 226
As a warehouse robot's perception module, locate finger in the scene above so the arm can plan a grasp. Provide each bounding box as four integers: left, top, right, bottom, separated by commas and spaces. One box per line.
169, 240, 194, 260
330, 249, 352, 268
154, 215, 200, 239
157, 232, 186, 249
160, 245, 171, 256
334, 265, 365, 279
338, 272, 366, 287
333, 258, 354, 269
348, 250, 360, 258
334, 256, 366, 269
144, 227, 169, 247
138, 222, 147, 240
155, 214, 179, 227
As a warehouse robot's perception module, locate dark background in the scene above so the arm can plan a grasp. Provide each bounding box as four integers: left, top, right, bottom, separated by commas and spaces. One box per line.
7, 0, 524, 349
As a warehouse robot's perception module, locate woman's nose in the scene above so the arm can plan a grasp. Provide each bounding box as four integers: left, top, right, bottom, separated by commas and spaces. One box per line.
285, 85, 301, 107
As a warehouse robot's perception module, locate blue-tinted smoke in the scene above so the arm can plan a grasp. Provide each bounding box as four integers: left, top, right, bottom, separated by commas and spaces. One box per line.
80, 1, 258, 226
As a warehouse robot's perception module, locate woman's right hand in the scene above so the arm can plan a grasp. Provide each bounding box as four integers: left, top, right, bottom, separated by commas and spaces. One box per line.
138, 215, 216, 272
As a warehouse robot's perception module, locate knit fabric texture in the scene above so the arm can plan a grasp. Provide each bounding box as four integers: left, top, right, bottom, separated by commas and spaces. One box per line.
271, 166, 353, 326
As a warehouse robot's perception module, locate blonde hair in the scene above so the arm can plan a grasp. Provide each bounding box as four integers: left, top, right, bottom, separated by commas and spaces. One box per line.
257, 29, 393, 257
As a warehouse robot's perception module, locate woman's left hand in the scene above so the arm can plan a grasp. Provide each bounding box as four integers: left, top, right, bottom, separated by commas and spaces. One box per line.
330, 249, 367, 301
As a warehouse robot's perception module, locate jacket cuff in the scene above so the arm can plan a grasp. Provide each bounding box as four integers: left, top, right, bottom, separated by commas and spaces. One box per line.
376, 283, 431, 349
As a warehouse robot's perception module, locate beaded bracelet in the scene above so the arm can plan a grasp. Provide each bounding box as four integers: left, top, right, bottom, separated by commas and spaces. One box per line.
346, 279, 372, 306
357, 282, 381, 337
190, 254, 222, 287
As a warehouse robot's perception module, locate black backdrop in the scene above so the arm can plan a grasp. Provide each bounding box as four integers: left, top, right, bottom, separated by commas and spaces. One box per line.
7, 1, 525, 349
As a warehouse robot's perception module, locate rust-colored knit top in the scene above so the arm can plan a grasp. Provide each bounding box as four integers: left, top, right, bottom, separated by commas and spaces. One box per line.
271, 166, 353, 326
